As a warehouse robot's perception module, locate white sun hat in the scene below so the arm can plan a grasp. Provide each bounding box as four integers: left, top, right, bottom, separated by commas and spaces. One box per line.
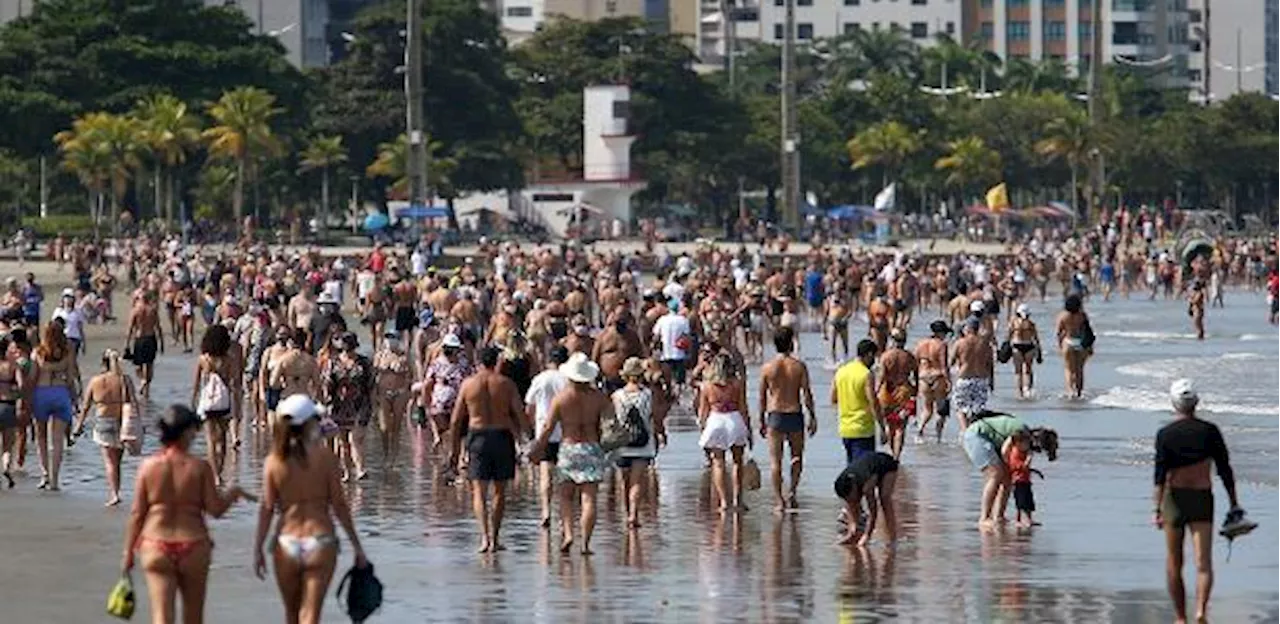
559, 352, 600, 384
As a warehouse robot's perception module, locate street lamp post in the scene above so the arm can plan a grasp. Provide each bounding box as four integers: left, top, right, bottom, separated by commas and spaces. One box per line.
405, 0, 428, 213
780, 0, 800, 229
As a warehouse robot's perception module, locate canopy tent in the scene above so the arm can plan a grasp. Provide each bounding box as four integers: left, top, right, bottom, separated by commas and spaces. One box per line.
393, 205, 450, 220
362, 212, 390, 231
826, 204, 878, 220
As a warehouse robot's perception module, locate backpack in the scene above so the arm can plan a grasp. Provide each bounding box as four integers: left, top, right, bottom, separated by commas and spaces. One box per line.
196, 368, 231, 416
336, 563, 383, 623
601, 391, 650, 452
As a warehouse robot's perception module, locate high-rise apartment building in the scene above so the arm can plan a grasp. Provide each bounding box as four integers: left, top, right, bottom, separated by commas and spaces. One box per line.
1187, 0, 1278, 100
964, 0, 1190, 88
498, 0, 669, 43
211, 0, 333, 68
682, 0, 964, 69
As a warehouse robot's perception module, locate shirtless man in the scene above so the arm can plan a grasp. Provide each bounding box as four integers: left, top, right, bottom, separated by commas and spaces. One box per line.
877, 328, 916, 459
562, 314, 595, 356
591, 312, 644, 393
892, 269, 918, 331
1188, 279, 1206, 340
125, 291, 165, 397
914, 320, 952, 442
823, 294, 851, 362
866, 291, 892, 352
950, 319, 993, 430
757, 327, 816, 513
449, 346, 524, 554
531, 353, 611, 556
286, 287, 317, 351
450, 290, 482, 342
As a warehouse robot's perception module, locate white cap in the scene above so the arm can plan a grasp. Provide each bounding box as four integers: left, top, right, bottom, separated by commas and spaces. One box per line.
62, 288, 75, 298
277, 394, 321, 425
1016, 303, 1030, 317
441, 333, 462, 348
969, 300, 985, 313
317, 292, 337, 305
1170, 379, 1198, 404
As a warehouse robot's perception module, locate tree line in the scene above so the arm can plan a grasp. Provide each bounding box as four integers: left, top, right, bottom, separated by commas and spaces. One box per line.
0, 0, 1274, 234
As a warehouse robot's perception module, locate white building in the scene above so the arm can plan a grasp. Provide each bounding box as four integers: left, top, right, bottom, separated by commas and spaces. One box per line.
1186, 0, 1278, 101
692, 0, 963, 68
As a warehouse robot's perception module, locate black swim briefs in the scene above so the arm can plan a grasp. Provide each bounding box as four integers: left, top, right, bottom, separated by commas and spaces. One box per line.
767, 411, 805, 434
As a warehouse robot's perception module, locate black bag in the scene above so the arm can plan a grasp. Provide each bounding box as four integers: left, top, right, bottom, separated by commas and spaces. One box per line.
624, 405, 650, 448
937, 397, 951, 417
996, 341, 1013, 364
336, 563, 383, 623
1080, 318, 1096, 349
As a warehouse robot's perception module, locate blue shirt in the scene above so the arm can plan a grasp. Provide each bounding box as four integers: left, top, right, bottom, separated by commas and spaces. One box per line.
21, 283, 42, 318
804, 271, 824, 304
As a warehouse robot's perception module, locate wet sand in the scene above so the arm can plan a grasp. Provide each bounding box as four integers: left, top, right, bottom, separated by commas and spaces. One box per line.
0, 259, 1275, 623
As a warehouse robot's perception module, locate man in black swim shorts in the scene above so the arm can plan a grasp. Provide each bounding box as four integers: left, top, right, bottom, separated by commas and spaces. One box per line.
758, 328, 817, 513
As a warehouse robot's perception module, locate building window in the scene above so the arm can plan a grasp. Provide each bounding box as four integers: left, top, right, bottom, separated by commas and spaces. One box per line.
1112, 21, 1139, 45
1009, 0, 1028, 6
910, 22, 928, 38
1188, 68, 1202, 82
1048, 53, 1064, 61
774, 23, 783, 39
890, 22, 900, 31
843, 22, 861, 34
980, 0, 992, 6
1007, 21, 1030, 40
505, 5, 533, 16
797, 0, 813, 5
980, 21, 993, 40
1190, 40, 1201, 52
911, 0, 926, 4
1044, 20, 1065, 40
1188, 8, 1201, 22
872, 21, 880, 30
1079, 22, 1092, 39
1044, 0, 1064, 5
946, 21, 954, 34
797, 23, 814, 39
844, 0, 860, 5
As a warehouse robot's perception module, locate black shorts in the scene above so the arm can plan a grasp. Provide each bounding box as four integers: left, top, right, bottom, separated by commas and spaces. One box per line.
203, 408, 231, 422
1014, 482, 1036, 512
467, 429, 517, 481
769, 298, 784, 317
132, 335, 158, 366
394, 306, 416, 333
549, 320, 568, 340
541, 442, 560, 465
767, 411, 804, 434
663, 358, 687, 385
894, 299, 908, 312
615, 456, 650, 469
265, 388, 282, 411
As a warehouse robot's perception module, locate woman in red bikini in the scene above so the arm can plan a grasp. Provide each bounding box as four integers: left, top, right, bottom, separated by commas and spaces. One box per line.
121, 404, 254, 624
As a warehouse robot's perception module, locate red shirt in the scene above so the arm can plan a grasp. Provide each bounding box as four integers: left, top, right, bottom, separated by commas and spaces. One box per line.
1004, 445, 1032, 484
1267, 274, 1278, 297
369, 250, 386, 273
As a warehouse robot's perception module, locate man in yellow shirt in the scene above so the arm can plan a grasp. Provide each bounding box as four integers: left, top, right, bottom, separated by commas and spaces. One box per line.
832, 339, 884, 464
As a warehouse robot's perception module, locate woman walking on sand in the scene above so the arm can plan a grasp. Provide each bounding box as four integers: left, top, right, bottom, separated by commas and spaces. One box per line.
122, 405, 254, 624
0, 333, 27, 488
32, 322, 80, 491
74, 349, 139, 506
254, 395, 369, 624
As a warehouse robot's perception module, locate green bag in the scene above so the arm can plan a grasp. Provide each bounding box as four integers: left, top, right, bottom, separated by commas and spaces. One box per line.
106, 572, 135, 620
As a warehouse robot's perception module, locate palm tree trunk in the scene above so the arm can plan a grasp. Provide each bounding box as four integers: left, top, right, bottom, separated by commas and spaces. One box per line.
153, 166, 161, 223
1069, 164, 1078, 223
320, 168, 330, 239
234, 157, 246, 223
446, 196, 459, 231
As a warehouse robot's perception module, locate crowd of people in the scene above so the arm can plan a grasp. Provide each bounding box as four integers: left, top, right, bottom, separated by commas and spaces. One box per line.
0, 217, 1270, 623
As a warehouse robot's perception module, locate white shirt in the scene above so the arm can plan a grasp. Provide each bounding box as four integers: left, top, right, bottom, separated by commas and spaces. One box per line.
525, 369, 568, 443
410, 250, 427, 276
52, 306, 85, 341
732, 267, 749, 290
652, 312, 691, 361
322, 279, 343, 305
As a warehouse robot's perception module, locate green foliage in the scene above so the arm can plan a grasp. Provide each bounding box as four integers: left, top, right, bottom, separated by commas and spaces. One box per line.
21, 214, 96, 238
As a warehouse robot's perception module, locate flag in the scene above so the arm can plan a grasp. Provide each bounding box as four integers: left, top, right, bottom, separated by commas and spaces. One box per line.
986, 183, 1009, 212
873, 182, 896, 212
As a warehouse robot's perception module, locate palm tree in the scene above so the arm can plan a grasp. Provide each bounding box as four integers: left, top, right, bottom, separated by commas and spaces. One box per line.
846, 121, 923, 187
194, 164, 238, 219
298, 135, 348, 236
134, 94, 201, 224
852, 27, 918, 78
366, 133, 456, 198
1035, 107, 1091, 218
935, 136, 1003, 199
203, 87, 282, 222
55, 112, 143, 234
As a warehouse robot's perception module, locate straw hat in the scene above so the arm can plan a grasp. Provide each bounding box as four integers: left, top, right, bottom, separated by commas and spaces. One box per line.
559, 352, 599, 384
620, 357, 645, 380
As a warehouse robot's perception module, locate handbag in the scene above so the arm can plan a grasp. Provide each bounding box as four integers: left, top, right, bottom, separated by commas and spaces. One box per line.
336, 563, 383, 623
120, 378, 143, 456
106, 572, 135, 620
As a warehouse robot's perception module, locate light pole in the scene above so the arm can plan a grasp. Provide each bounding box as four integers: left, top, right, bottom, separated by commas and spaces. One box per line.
1086, 0, 1104, 224
780, 0, 800, 228
405, 0, 429, 213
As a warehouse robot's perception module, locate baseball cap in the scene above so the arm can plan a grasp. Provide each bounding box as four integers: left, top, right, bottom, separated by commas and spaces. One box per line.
1016, 303, 1030, 317
442, 333, 463, 349
276, 394, 320, 425
969, 300, 985, 313
1170, 379, 1198, 403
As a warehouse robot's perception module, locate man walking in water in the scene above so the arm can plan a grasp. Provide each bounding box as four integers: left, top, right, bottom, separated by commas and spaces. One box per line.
532, 353, 611, 555
1187, 280, 1206, 340
1154, 379, 1256, 624
757, 327, 816, 513
914, 320, 952, 442
876, 328, 916, 460
125, 291, 165, 398
449, 346, 524, 554
832, 339, 883, 464
950, 319, 992, 430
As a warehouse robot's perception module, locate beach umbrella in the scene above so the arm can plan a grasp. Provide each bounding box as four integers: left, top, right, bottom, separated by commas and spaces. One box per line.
363, 212, 390, 231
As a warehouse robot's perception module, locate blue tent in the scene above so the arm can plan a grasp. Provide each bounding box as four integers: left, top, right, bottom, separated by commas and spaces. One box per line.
827, 205, 876, 220
394, 205, 450, 220
362, 212, 390, 231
